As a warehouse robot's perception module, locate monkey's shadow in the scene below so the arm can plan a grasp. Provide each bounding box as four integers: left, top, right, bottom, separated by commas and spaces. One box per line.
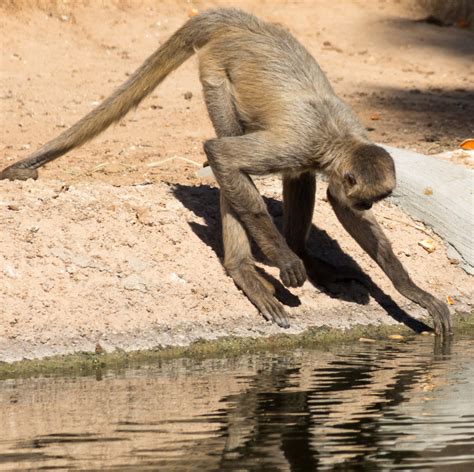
172, 184, 431, 333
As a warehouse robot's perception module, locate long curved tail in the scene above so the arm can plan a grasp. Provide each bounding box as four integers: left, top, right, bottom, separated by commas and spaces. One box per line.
0, 8, 249, 179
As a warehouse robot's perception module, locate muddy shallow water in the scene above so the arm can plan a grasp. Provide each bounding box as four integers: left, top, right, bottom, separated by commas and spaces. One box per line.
1, 337, 473, 471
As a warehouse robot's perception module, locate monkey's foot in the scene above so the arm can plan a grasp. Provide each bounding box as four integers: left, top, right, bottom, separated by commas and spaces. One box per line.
228, 263, 290, 328
0, 166, 38, 181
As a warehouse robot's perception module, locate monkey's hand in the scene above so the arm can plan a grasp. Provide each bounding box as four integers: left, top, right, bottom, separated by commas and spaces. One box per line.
279, 255, 306, 288
0, 165, 38, 181
424, 295, 452, 337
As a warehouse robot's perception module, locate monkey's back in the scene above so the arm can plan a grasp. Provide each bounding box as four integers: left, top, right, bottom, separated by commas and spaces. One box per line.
197, 9, 335, 131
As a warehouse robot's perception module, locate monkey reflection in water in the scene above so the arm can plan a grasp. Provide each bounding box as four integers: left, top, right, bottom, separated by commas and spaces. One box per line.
0, 9, 451, 335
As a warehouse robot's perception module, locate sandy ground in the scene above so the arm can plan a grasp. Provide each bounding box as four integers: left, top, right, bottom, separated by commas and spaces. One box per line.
0, 1, 473, 362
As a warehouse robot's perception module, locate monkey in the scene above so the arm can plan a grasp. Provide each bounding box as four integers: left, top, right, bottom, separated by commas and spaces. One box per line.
0, 8, 452, 336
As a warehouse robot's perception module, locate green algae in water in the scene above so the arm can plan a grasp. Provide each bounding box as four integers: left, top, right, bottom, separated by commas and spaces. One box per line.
1, 312, 473, 381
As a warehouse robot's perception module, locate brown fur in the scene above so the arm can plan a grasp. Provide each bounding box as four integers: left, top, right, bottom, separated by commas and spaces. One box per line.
0, 8, 451, 335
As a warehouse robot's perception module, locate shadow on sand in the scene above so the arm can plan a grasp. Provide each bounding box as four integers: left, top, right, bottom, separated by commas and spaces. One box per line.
172, 183, 432, 333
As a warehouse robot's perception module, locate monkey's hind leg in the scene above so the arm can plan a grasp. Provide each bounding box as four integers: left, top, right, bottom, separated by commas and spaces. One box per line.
283, 172, 361, 285
283, 172, 316, 257
201, 66, 291, 327
221, 194, 290, 328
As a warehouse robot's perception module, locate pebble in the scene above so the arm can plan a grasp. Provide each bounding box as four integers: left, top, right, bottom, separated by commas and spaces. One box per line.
122, 273, 148, 292
135, 207, 154, 226
388, 334, 404, 341
3, 265, 18, 278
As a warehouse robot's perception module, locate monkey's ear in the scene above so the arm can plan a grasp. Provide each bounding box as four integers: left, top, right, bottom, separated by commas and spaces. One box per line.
344, 172, 357, 187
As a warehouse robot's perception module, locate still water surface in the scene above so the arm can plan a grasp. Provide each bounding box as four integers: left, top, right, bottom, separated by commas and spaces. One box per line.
1, 337, 473, 471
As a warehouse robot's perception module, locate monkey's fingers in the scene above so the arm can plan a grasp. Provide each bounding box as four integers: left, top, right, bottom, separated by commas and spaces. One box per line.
280, 257, 306, 288
0, 166, 38, 181
428, 298, 453, 337
227, 264, 290, 328
259, 296, 290, 329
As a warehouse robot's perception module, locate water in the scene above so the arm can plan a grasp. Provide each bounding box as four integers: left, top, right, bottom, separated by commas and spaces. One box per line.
1, 337, 473, 471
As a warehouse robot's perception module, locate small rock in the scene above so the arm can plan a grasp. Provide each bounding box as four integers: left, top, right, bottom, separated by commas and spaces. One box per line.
122, 273, 148, 292
135, 207, 154, 226
170, 272, 186, 284
418, 239, 436, 253
4, 265, 18, 278
184, 91, 193, 100
359, 337, 376, 343
7, 204, 20, 211
388, 334, 404, 341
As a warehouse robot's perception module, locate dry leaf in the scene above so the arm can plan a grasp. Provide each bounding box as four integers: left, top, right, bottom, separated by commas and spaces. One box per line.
460, 139, 474, 150
418, 239, 436, 253
359, 337, 376, 343
446, 295, 455, 305
388, 334, 404, 341
188, 8, 199, 17
370, 112, 381, 121
423, 187, 433, 196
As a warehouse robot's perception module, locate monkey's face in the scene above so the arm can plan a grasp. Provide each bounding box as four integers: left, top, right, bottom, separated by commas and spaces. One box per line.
329, 171, 394, 211
329, 145, 396, 211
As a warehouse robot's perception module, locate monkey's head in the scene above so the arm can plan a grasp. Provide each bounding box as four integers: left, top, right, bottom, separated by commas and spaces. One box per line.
329, 143, 396, 211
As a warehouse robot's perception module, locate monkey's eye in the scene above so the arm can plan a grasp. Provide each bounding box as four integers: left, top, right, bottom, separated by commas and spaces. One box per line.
344, 172, 357, 187
355, 200, 373, 211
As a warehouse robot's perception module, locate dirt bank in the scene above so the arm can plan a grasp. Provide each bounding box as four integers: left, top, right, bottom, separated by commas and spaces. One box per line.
1, 1, 473, 362
1, 176, 472, 362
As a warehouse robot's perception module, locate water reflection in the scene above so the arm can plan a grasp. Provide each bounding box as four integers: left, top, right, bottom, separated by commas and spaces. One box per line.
0, 337, 473, 471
